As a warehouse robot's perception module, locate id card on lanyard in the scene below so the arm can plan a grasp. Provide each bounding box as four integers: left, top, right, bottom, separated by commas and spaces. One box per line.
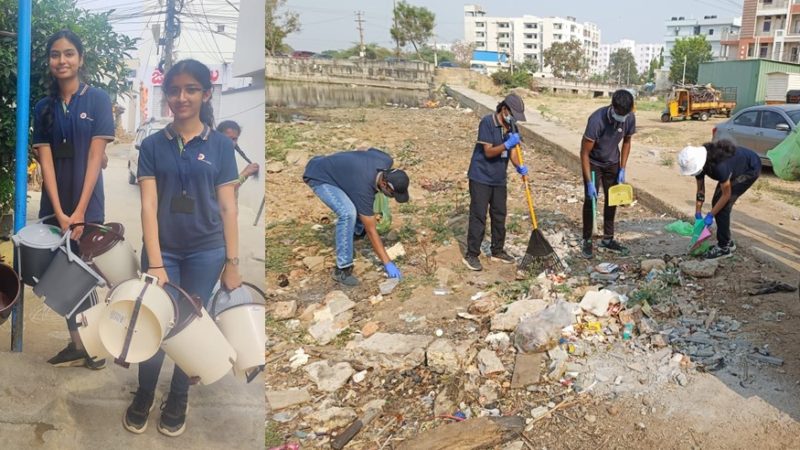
52, 96, 76, 159
170, 137, 196, 214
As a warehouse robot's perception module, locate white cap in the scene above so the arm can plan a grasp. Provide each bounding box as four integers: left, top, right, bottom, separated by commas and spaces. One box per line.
677, 145, 707, 176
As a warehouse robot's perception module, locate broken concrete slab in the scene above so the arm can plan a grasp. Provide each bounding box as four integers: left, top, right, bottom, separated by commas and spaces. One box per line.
304, 360, 355, 392
303, 255, 326, 272
307, 404, 357, 433
350, 333, 434, 370
271, 300, 297, 320
266, 388, 312, 411
426, 338, 461, 374
490, 299, 548, 331
477, 349, 506, 376
680, 259, 719, 278
324, 290, 356, 315
469, 296, 500, 315
510, 353, 543, 388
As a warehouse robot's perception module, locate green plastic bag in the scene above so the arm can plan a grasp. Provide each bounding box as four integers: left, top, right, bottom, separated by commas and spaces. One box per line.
690, 240, 713, 257
767, 128, 800, 181
374, 193, 392, 235
664, 220, 693, 237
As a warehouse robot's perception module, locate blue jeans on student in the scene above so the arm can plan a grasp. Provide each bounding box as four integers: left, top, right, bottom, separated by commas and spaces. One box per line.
138, 246, 225, 398
311, 183, 363, 269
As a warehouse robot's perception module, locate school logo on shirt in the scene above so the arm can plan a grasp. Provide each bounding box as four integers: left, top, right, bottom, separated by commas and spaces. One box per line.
197, 153, 212, 165
79, 112, 94, 121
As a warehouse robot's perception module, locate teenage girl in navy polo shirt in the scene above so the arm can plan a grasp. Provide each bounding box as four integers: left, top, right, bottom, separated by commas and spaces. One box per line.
125, 59, 242, 436
32, 30, 115, 369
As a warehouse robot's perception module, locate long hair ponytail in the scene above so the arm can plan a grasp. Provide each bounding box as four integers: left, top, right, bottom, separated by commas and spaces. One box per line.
41, 29, 85, 137
162, 59, 215, 128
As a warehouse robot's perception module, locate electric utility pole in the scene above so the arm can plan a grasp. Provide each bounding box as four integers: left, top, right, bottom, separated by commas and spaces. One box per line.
355, 11, 366, 59
164, 0, 177, 72
682, 54, 687, 85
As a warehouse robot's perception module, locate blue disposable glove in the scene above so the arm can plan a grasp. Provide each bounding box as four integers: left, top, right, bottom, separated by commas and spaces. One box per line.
617, 168, 626, 184
503, 133, 521, 150
704, 213, 714, 226
586, 181, 597, 200
695, 212, 703, 221
516, 165, 528, 176
384, 261, 401, 279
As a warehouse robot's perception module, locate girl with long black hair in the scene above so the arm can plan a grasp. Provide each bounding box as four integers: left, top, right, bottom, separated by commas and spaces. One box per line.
678, 139, 762, 259
125, 59, 241, 436
32, 29, 115, 369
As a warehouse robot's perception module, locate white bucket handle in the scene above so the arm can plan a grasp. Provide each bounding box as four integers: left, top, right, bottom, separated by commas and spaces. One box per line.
209, 281, 267, 317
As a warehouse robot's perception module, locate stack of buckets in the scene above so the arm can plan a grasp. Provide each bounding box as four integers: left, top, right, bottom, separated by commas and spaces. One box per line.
11, 219, 266, 384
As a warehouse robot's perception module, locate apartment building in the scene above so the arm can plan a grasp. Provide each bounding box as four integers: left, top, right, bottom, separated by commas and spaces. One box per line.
722, 0, 800, 63
463, 4, 601, 75
598, 39, 664, 74
664, 15, 742, 68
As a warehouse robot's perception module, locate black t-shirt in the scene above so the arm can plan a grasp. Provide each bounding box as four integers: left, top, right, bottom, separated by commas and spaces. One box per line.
696, 146, 761, 182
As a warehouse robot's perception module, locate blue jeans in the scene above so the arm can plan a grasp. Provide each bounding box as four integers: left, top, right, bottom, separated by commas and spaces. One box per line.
311, 183, 363, 269
138, 246, 225, 398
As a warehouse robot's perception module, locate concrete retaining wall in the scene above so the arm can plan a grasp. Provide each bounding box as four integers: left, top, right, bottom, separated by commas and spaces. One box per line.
266, 57, 434, 90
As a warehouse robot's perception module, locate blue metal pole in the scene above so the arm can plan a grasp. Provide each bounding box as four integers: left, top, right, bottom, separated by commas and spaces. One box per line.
12, 0, 32, 352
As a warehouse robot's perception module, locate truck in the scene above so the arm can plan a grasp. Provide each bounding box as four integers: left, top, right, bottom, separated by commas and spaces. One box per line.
660, 85, 737, 122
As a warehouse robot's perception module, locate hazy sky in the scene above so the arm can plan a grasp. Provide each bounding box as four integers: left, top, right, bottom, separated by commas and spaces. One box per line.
285, 0, 744, 52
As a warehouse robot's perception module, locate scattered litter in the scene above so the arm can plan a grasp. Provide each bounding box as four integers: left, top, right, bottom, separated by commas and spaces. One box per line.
289, 348, 310, 369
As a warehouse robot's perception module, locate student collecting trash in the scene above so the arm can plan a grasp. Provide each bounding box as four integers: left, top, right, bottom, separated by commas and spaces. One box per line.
32, 29, 115, 369
677, 139, 762, 260
127, 59, 242, 437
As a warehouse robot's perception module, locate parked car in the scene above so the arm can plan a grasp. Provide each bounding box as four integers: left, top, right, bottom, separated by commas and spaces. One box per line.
712, 104, 800, 166
291, 50, 315, 59
128, 119, 172, 184
469, 63, 487, 75
437, 61, 458, 68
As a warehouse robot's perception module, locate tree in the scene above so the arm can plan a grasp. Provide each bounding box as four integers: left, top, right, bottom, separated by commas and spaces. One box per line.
417, 46, 455, 64
516, 59, 539, 74
322, 43, 393, 61
608, 48, 638, 85
0, 0, 137, 216
266, 0, 300, 56
542, 39, 588, 80
451, 40, 476, 67
390, 1, 435, 60
669, 36, 713, 84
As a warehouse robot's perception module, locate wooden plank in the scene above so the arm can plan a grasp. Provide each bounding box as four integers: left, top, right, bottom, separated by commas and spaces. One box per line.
396, 416, 525, 450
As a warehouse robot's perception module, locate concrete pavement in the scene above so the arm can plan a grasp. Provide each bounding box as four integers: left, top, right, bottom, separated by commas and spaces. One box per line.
0, 143, 264, 449
446, 85, 800, 274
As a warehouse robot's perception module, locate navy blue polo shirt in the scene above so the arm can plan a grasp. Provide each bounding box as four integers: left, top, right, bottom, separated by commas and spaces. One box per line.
32, 83, 115, 223
696, 146, 761, 182
468, 113, 512, 186
303, 148, 393, 216
583, 106, 636, 168
137, 125, 238, 251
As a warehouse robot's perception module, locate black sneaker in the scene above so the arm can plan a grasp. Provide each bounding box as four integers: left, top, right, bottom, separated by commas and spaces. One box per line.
158, 392, 188, 437
353, 229, 367, 241
728, 240, 737, 252
490, 250, 515, 264
123, 388, 155, 434
598, 239, 629, 255
85, 357, 107, 370
332, 266, 359, 286
581, 240, 593, 259
705, 244, 732, 260
47, 343, 87, 367
462, 254, 483, 271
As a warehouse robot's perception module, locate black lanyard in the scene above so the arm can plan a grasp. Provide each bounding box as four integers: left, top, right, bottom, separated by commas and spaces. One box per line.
56, 88, 79, 145
171, 136, 191, 194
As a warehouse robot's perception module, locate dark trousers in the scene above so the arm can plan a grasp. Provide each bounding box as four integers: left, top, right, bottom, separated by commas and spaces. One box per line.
582, 163, 620, 240
466, 180, 507, 257
712, 172, 759, 247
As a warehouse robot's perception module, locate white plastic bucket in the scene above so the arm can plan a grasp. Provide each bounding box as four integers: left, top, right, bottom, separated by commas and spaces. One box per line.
162, 283, 236, 385
77, 223, 139, 288
211, 282, 266, 380
76, 301, 112, 361
99, 274, 175, 365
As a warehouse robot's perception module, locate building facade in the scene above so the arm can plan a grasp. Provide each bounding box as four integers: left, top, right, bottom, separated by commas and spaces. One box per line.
597, 40, 664, 75
664, 15, 742, 68
463, 4, 601, 75
722, 0, 800, 64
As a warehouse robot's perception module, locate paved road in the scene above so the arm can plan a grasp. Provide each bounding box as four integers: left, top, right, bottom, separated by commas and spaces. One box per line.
0, 143, 264, 449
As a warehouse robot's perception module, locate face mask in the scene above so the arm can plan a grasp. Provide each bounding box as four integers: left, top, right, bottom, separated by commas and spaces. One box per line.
611, 110, 628, 123
503, 114, 513, 124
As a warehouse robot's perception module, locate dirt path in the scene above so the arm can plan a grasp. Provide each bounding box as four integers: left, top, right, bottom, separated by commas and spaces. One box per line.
265, 105, 800, 449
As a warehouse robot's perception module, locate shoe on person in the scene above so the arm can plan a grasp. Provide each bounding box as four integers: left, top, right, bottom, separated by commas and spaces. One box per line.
85, 356, 106, 370
581, 240, 593, 259
705, 244, 732, 260
353, 230, 367, 241
490, 250, 515, 264
462, 254, 483, 271
158, 392, 188, 437
727, 240, 737, 252
331, 266, 359, 286
598, 238, 629, 255
47, 343, 88, 367
123, 388, 155, 434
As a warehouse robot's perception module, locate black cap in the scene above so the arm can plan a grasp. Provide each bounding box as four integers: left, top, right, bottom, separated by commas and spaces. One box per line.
504, 93, 526, 122
384, 169, 410, 203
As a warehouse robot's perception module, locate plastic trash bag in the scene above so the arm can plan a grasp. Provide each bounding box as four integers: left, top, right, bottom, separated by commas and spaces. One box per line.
373, 192, 392, 235
514, 300, 579, 353
767, 128, 800, 181
665, 220, 694, 236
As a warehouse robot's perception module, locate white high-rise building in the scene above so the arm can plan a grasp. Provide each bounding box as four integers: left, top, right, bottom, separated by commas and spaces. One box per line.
664, 15, 742, 68
463, 4, 602, 75
598, 39, 664, 75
